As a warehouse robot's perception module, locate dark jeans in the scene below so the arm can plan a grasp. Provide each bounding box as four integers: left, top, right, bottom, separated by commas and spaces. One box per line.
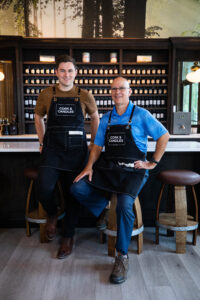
37, 166, 80, 238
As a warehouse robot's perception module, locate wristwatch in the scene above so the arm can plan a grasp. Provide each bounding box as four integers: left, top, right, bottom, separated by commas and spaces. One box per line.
149, 158, 159, 164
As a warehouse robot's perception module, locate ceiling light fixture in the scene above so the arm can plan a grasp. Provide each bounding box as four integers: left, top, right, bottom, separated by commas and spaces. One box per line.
186, 61, 200, 83
0, 71, 5, 81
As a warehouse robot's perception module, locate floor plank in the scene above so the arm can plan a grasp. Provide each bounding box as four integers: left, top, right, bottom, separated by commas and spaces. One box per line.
0, 227, 200, 300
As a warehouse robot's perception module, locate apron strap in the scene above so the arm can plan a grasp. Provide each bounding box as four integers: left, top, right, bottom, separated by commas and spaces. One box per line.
127, 105, 136, 128
107, 104, 136, 129
53, 85, 57, 101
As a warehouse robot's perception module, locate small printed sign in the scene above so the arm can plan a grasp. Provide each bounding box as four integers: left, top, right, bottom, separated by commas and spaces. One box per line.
56, 104, 76, 116
39, 55, 55, 62
137, 55, 152, 62
108, 133, 126, 145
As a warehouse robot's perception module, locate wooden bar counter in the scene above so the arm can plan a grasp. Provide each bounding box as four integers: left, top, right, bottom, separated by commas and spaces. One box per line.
0, 134, 200, 228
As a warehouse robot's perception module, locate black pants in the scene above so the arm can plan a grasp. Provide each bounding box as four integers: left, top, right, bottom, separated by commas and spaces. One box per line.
37, 166, 80, 238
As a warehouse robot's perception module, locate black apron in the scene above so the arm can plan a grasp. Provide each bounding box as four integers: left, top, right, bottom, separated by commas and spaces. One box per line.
40, 86, 88, 171
87, 105, 146, 198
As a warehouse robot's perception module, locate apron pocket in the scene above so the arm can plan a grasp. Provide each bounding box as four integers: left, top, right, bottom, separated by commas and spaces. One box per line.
47, 131, 67, 151
68, 131, 84, 148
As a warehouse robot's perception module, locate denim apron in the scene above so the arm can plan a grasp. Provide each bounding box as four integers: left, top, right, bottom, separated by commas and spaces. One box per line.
88, 106, 146, 198
40, 86, 88, 171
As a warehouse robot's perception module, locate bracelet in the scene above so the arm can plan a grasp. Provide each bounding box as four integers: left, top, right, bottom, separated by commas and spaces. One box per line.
149, 158, 159, 164
40, 143, 43, 147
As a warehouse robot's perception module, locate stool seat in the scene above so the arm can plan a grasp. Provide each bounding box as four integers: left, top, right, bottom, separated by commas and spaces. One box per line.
24, 167, 38, 180
157, 169, 200, 186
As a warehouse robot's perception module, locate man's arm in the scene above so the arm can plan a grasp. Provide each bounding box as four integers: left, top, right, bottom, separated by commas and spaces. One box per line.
88, 111, 99, 150
35, 113, 45, 153
134, 132, 170, 170
73, 144, 102, 182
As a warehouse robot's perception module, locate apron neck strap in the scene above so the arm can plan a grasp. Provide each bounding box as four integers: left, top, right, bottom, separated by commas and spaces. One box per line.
128, 105, 136, 125
53, 85, 57, 101
107, 104, 136, 129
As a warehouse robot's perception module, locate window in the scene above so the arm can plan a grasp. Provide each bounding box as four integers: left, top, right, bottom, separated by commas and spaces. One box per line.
180, 62, 199, 125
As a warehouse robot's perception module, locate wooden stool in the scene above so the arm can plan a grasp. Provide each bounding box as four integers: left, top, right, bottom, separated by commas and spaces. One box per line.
101, 194, 144, 257
24, 167, 65, 243
156, 169, 200, 253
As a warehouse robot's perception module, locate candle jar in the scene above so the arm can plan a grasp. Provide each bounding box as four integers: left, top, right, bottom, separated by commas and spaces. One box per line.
110, 52, 117, 63
82, 52, 90, 63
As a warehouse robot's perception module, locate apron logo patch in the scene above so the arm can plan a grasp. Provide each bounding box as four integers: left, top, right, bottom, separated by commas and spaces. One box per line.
108, 133, 125, 145
56, 104, 76, 116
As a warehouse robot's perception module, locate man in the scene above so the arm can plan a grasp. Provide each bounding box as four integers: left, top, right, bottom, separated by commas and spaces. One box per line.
71, 77, 169, 284
34, 55, 99, 258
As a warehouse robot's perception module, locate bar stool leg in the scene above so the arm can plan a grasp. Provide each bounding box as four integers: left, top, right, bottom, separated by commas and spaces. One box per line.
38, 202, 48, 243
134, 197, 143, 254
25, 179, 34, 237
156, 183, 165, 244
107, 194, 117, 257
192, 186, 198, 245
175, 186, 187, 253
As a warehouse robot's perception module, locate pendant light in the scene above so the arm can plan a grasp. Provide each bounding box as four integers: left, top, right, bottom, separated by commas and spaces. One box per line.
186, 62, 200, 83
0, 71, 5, 81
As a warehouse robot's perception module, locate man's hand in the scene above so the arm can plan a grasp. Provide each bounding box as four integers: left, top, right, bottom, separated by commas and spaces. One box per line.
39, 144, 43, 153
73, 166, 93, 183
134, 160, 157, 170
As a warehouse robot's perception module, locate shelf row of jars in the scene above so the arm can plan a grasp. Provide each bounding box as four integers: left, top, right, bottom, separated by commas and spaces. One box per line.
24, 78, 59, 85
122, 67, 167, 75
24, 94, 167, 110
74, 77, 167, 85
24, 66, 55, 75
24, 76, 167, 86
24, 65, 167, 76
85, 110, 166, 122
24, 111, 47, 121
24, 110, 166, 123
131, 97, 166, 108
77, 66, 119, 75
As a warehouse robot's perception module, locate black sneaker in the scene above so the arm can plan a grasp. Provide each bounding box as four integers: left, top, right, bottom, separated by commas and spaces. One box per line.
110, 255, 129, 284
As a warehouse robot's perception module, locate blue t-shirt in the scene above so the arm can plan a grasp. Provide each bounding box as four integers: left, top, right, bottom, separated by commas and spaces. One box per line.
94, 101, 168, 154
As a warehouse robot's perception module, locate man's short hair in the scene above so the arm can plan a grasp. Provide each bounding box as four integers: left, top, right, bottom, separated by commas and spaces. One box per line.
55, 55, 77, 70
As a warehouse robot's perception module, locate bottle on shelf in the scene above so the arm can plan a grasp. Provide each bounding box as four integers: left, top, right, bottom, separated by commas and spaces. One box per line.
24, 78, 29, 84
146, 69, 151, 75
36, 67, 40, 74
30, 67, 35, 74
141, 68, 146, 75
28, 97, 33, 107
83, 67, 88, 75
132, 68, 136, 75
25, 97, 29, 107
33, 97, 37, 107
25, 66, 30, 74
114, 67, 118, 74
136, 68, 141, 75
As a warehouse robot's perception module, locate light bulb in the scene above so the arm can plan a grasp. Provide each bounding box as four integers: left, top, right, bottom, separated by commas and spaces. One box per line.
0, 71, 5, 81
186, 69, 200, 83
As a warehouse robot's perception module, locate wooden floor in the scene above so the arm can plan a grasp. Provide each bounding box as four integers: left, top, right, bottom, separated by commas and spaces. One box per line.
0, 227, 200, 300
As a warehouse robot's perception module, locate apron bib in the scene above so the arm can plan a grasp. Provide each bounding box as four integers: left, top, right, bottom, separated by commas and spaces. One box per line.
87, 105, 146, 198
41, 86, 88, 171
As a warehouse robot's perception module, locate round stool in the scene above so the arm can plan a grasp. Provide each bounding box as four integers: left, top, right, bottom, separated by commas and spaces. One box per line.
24, 167, 65, 243
156, 169, 200, 253
100, 193, 144, 257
